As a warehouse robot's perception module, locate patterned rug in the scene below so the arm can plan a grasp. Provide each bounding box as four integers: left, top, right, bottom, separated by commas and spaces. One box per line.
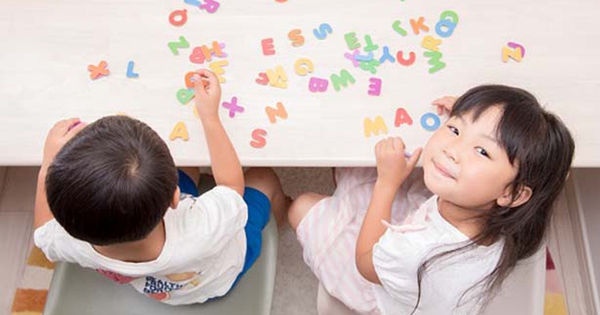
10, 247, 54, 315
10, 246, 566, 314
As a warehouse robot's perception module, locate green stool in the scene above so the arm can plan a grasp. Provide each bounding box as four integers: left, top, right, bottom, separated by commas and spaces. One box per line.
44, 214, 278, 315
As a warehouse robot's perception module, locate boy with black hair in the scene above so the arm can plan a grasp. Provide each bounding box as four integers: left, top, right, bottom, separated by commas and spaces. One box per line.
34, 69, 287, 304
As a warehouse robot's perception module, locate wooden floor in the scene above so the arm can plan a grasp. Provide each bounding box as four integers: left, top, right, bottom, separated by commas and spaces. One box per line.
0, 167, 38, 314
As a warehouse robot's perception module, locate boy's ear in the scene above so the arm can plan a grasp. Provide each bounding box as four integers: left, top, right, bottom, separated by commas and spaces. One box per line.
171, 187, 180, 210
497, 184, 532, 208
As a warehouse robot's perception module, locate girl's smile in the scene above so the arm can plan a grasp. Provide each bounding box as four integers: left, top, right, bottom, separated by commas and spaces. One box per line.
432, 158, 457, 180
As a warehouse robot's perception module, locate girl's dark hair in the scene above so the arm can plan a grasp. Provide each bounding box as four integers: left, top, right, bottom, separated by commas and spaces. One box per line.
413, 85, 575, 313
46, 115, 178, 246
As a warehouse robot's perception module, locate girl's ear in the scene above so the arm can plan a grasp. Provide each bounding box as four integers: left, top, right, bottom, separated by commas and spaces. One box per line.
171, 187, 181, 210
497, 184, 532, 208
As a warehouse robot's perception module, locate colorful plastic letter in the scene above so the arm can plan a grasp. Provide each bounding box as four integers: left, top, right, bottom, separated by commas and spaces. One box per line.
294, 58, 314, 76
502, 42, 525, 62
392, 20, 408, 36
410, 17, 430, 35
190, 41, 225, 64
397, 51, 416, 66
168, 36, 190, 55
266, 65, 288, 88
205, 41, 225, 58
255, 72, 269, 85
176, 88, 195, 105
169, 122, 189, 141
359, 60, 380, 74
364, 116, 388, 138
126, 61, 139, 78
424, 51, 446, 73
222, 96, 244, 118
169, 9, 187, 27
308, 77, 329, 92
261, 38, 276, 56
422, 36, 442, 52
250, 129, 267, 148
288, 29, 305, 47
368, 78, 382, 96
185, 71, 208, 88
189, 47, 207, 64
265, 102, 288, 124
435, 10, 459, 38
344, 50, 360, 67
355, 52, 374, 61
507, 42, 526, 57
330, 69, 356, 91
200, 0, 220, 13
364, 35, 379, 52
184, 0, 201, 7
344, 32, 360, 50
185, 71, 195, 88
421, 112, 441, 131
313, 23, 333, 40
209, 60, 228, 83
394, 108, 413, 127
88, 60, 109, 80
379, 46, 396, 64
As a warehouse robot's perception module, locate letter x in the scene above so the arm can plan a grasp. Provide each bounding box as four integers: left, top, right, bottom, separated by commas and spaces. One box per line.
88, 61, 109, 80
222, 97, 244, 118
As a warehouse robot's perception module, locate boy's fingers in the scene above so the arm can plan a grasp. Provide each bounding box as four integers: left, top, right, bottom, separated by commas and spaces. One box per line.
194, 69, 219, 87
66, 121, 87, 138
54, 118, 81, 134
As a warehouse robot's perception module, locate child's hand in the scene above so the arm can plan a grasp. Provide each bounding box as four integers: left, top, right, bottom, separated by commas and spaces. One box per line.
432, 96, 457, 116
374, 137, 422, 188
193, 69, 222, 120
42, 118, 87, 168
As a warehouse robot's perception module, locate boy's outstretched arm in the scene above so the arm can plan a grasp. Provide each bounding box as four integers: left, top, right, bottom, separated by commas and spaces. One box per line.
356, 137, 421, 284
193, 69, 244, 196
34, 118, 86, 229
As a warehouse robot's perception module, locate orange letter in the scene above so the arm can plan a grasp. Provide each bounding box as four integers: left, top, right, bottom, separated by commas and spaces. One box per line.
265, 102, 288, 124
288, 29, 305, 47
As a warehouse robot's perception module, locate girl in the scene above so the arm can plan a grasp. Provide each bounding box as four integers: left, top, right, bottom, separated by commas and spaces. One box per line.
288, 85, 575, 314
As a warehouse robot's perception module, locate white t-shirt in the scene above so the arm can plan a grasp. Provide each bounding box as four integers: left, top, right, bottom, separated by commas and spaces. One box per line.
373, 196, 503, 315
34, 186, 248, 305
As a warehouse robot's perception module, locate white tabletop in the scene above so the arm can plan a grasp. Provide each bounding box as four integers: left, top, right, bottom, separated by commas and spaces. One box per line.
1, 0, 598, 166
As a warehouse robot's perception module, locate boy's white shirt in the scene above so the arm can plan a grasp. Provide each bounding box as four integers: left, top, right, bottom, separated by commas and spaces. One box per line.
34, 186, 248, 305
373, 196, 504, 315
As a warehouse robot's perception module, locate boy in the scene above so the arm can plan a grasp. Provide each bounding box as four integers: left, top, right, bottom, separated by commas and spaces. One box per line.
33, 69, 287, 304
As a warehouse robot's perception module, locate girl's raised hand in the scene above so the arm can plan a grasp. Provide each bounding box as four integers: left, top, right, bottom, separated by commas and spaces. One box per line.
374, 137, 422, 189
432, 95, 457, 116
193, 69, 222, 120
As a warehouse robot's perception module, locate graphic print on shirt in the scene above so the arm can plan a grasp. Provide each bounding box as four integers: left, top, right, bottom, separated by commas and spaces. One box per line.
143, 271, 203, 300
95, 269, 137, 284
143, 276, 185, 296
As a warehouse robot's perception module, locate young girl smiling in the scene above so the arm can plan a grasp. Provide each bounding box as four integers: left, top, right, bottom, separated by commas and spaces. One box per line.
289, 85, 575, 314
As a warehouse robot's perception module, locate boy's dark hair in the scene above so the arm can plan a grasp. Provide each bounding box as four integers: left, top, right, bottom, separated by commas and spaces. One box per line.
412, 85, 575, 314
46, 115, 178, 246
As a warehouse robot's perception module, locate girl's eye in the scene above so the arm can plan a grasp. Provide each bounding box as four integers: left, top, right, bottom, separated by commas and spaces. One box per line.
476, 147, 489, 158
447, 125, 459, 135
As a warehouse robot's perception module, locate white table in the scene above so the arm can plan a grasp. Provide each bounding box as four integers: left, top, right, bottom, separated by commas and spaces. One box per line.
1, 0, 598, 166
